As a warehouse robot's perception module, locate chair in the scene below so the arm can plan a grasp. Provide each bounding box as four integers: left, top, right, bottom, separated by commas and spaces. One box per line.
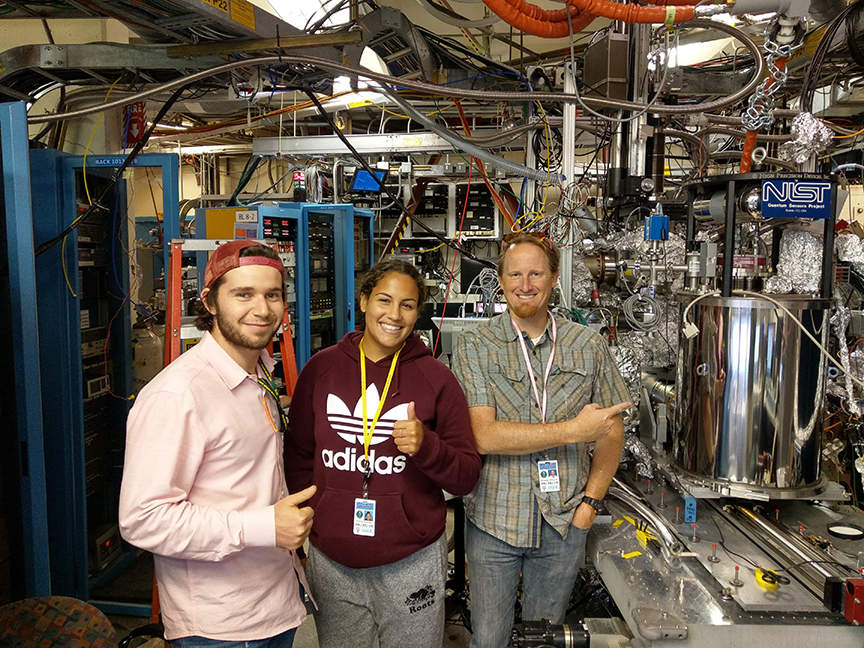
0, 595, 119, 647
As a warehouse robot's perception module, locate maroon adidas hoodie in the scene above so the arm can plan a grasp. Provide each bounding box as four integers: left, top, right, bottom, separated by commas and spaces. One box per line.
285, 332, 481, 569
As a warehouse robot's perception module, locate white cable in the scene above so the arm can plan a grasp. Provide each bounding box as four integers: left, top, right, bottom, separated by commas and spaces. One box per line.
623, 292, 660, 331
681, 290, 722, 326
836, 163, 864, 174
556, 276, 571, 311
682, 290, 864, 391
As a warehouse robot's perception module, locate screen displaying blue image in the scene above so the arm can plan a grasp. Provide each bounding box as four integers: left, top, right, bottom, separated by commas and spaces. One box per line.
350, 169, 387, 193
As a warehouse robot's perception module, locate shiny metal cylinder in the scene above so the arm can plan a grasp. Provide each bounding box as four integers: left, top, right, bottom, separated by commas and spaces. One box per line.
583, 252, 618, 284
673, 294, 830, 492
642, 372, 675, 404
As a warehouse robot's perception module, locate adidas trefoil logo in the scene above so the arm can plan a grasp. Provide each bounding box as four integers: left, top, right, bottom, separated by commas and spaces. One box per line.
322, 386, 408, 475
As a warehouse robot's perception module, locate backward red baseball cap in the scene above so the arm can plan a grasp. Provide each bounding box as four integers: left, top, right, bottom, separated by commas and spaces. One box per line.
203, 240, 285, 289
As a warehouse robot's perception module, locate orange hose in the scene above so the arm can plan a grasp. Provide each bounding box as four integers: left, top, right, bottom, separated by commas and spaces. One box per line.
638, 0, 701, 5
497, 0, 578, 22
482, 0, 596, 37
739, 129, 759, 172
482, 0, 696, 37
566, 0, 695, 24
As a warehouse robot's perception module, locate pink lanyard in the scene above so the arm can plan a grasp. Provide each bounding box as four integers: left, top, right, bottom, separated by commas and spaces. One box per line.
511, 312, 557, 424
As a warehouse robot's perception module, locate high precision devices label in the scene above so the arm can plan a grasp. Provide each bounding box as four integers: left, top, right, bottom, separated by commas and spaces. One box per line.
761, 179, 832, 219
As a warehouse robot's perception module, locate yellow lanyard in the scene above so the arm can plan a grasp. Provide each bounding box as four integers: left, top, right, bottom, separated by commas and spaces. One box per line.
359, 338, 403, 475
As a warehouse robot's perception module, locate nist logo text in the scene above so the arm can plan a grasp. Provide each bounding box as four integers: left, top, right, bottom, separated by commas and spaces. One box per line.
763, 181, 830, 205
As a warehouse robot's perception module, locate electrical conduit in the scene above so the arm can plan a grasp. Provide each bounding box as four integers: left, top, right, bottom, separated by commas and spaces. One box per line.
381, 87, 564, 183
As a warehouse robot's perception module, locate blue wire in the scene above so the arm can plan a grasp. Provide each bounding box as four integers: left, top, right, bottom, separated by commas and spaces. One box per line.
267, 66, 277, 105
515, 178, 526, 220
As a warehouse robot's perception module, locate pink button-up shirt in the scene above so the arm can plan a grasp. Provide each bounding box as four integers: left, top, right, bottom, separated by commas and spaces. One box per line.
119, 332, 309, 641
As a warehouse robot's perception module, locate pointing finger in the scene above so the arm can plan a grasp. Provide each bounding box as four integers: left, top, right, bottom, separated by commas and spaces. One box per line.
607, 401, 632, 416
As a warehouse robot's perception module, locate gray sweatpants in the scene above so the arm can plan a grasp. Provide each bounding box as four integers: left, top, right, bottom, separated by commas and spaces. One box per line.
306, 533, 448, 648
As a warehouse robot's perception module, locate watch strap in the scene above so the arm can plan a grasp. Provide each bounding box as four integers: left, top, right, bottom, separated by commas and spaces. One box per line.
581, 495, 604, 514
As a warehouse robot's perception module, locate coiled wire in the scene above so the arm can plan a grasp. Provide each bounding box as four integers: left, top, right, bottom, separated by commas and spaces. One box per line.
623, 292, 660, 331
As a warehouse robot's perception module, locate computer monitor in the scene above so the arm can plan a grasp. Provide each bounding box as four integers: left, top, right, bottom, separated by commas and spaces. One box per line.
437, 317, 486, 358
350, 169, 387, 194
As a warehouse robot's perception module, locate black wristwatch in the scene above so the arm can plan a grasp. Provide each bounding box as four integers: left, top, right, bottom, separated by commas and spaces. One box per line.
581, 495, 604, 514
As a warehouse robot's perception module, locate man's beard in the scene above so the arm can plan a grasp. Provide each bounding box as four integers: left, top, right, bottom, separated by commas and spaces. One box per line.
508, 299, 543, 320
214, 311, 278, 351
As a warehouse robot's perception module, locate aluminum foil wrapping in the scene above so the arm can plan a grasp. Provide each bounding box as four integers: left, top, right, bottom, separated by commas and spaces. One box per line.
617, 331, 653, 369
763, 230, 823, 294
610, 343, 641, 430
616, 228, 646, 254
665, 236, 687, 292
830, 300, 863, 416
778, 112, 834, 164
571, 248, 595, 307
617, 316, 678, 368
836, 233, 864, 273
851, 347, 864, 384
623, 433, 654, 480
764, 275, 794, 294
826, 381, 848, 398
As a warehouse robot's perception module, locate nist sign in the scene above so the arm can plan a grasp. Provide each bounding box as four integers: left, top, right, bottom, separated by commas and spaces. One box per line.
761, 179, 832, 219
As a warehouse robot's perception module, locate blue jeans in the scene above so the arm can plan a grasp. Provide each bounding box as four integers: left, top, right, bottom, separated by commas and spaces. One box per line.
466, 516, 589, 648
171, 627, 296, 648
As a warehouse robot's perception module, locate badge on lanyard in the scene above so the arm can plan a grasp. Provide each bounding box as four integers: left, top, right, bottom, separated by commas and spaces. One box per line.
512, 314, 561, 494
538, 459, 561, 493
353, 498, 376, 537
356, 338, 404, 535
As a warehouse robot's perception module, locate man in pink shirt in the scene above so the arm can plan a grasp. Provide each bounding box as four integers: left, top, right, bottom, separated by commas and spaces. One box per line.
120, 240, 316, 648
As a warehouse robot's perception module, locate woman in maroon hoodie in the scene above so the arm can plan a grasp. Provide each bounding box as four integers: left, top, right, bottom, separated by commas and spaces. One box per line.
286, 258, 481, 648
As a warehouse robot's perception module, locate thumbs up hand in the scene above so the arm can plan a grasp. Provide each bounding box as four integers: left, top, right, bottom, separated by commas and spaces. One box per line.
393, 401, 424, 456
274, 485, 316, 550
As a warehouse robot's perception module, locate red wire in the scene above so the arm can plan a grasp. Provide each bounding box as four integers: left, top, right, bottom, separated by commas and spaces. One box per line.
433, 164, 473, 357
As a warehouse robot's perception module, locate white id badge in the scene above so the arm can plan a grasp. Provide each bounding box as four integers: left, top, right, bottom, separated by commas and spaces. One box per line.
353, 498, 376, 537
538, 460, 560, 493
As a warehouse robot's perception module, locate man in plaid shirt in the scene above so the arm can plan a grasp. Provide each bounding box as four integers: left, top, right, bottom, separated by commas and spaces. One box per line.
452, 232, 630, 648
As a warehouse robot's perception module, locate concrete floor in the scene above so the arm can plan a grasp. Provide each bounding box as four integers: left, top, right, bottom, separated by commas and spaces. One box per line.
294, 613, 473, 648
109, 507, 473, 647
110, 611, 474, 647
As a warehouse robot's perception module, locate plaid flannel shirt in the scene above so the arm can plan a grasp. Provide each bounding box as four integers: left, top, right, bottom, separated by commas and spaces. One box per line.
451, 313, 629, 548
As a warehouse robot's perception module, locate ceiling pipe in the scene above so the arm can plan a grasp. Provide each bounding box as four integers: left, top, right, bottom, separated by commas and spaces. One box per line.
482, 0, 728, 38
481, 0, 596, 37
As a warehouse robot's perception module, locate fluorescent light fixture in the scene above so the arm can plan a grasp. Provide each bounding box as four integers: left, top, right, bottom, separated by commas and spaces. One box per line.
147, 121, 186, 131
669, 37, 736, 67
330, 47, 391, 107
145, 143, 253, 154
